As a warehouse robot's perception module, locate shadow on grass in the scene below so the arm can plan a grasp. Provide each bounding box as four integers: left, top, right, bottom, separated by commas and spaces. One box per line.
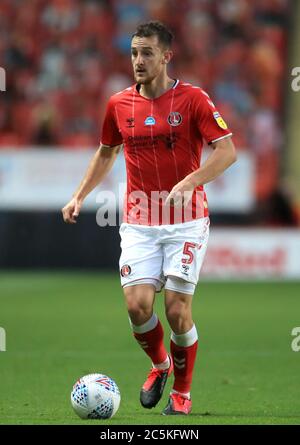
136, 411, 300, 420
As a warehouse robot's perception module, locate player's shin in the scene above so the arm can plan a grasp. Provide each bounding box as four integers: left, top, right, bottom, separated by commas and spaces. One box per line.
130, 313, 169, 368
170, 324, 198, 397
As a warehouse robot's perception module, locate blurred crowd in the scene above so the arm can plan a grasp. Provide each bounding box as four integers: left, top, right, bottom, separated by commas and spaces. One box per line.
0, 0, 290, 206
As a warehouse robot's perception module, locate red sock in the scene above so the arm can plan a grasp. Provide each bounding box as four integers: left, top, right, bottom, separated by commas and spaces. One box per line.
133, 319, 168, 365
171, 339, 198, 393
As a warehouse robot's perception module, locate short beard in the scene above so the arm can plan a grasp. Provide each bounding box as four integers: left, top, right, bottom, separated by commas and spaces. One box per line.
134, 74, 155, 85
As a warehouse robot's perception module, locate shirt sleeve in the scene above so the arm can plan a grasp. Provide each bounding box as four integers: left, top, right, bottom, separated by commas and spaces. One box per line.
100, 97, 123, 147
192, 88, 232, 144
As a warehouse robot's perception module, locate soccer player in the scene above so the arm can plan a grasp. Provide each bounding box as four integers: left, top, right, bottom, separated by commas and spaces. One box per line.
62, 21, 236, 415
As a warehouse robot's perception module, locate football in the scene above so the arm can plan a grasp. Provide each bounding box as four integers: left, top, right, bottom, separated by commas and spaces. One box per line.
71, 373, 121, 419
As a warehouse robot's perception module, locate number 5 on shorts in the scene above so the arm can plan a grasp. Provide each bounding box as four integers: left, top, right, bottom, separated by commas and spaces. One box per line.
182, 242, 202, 264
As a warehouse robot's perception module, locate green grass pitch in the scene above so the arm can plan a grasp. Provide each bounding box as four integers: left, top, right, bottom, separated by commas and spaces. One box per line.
0, 272, 300, 425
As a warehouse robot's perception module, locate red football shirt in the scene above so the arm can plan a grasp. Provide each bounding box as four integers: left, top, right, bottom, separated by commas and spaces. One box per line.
101, 80, 232, 225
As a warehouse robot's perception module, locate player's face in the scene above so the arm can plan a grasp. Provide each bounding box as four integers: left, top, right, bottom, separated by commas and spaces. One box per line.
131, 36, 172, 84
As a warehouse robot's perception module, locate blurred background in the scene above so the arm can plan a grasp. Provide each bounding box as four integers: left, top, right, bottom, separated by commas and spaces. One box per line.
0, 0, 300, 278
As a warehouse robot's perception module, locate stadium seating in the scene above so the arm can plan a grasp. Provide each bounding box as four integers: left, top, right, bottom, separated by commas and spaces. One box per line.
0, 0, 289, 204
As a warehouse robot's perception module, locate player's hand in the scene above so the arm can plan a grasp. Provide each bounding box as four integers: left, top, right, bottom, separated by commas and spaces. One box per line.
62, 197, 82, 224
165, 178, 195, 208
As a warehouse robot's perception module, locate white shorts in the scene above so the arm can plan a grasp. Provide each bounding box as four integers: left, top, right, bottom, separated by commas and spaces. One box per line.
119, 217, 210, 292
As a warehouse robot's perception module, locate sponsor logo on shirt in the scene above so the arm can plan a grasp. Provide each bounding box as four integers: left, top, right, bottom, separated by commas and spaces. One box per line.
126, 133, 180, 150
165, 134, 177, 150
167, 112, 182, 126
144, 116, 156, 126
213, 111, 228, 130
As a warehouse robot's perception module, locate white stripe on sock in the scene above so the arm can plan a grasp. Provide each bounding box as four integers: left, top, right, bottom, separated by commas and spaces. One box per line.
130, 313, 158, 334
171, 324, 198, 347
153, 355, 170, 370
171, 389, 191, 399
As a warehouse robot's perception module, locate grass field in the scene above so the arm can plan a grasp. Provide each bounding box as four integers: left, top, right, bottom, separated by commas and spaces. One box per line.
0, 272, 300, 425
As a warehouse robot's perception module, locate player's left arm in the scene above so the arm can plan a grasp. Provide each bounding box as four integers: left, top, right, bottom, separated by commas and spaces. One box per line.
166, 136, 236, 206
188, 136, 237, 186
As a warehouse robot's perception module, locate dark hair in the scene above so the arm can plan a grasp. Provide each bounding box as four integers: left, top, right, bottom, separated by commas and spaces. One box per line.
132, 21, 174, 48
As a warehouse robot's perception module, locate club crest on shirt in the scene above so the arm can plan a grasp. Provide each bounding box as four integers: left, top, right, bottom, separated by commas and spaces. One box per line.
167, 112, 182, 126
121, 264, 131, 277
213, 111, 228, 129
144, 116, 156, 126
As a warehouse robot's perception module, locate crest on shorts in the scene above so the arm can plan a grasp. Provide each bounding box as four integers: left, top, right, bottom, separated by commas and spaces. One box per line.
121, 264, 131, 277
167, 112, 182, 126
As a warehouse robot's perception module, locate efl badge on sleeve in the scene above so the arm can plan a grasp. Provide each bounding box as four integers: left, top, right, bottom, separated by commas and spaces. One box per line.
213, 111, 228, 130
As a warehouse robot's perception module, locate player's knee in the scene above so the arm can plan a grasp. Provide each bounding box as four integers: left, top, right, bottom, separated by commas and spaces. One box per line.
127, 304, 152, 325
123, 285, 155, 325
125, 295, 153, 325
165, 300, 190, 328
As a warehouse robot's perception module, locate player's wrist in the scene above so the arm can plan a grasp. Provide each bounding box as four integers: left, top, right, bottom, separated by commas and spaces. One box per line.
186, 172, 201, 188
72, 192, 84, 203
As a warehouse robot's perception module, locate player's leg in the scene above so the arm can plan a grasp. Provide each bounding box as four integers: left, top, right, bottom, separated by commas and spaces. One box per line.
123, 282, 173, 409
119, 223, 172, 408
160, 217, 210, 414
162, 280, 197, 415
124, 282, 168, 367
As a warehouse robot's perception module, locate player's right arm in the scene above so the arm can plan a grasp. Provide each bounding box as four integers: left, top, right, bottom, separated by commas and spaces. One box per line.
62, 143, 121, 224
